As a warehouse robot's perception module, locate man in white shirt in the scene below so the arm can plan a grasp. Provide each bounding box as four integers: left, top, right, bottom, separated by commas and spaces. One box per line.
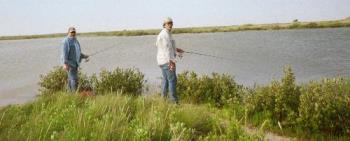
156, 17, 184, 103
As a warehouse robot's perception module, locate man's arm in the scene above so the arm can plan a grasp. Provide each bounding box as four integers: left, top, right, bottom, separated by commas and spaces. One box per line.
81, 53, 89, 59
62, 39, 70, 71
62, 39, 69, 64
176, 48, 184, 53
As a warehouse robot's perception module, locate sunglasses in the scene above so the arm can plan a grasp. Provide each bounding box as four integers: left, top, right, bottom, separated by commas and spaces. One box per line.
70, 31, 76, 33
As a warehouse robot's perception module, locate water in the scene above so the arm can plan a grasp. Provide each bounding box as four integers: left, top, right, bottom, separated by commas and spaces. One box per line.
1, 28, 350, 106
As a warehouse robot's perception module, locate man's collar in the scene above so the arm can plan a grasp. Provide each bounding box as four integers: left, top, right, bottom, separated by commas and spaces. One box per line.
164, 28, 171, 33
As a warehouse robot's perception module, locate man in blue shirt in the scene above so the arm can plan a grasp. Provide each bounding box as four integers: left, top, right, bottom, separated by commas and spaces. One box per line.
61, 27, 89, 92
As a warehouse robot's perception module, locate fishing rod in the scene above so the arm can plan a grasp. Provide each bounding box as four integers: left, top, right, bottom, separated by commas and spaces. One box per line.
182, 50, 234, 61
88, 45, 116, 57
83, 45, 235, 62
83, 46, 116, 62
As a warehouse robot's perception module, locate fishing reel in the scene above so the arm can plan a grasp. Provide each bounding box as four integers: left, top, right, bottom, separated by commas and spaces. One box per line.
176, 52, 184, 59
84, 58, 90, 62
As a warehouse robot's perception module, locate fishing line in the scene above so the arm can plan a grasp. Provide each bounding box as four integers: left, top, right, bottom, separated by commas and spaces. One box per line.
83, 46, 116, 62
88, 45, 116, 57
181, 50, 235, 61
84, 45, 235, 63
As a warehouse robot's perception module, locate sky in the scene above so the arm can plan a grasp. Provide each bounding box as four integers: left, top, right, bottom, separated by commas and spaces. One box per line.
0, 0, 349, 36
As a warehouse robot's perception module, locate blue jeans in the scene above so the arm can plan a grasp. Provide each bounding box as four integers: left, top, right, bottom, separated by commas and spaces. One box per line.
68, 66, 78, 92
160, 63, 178, 103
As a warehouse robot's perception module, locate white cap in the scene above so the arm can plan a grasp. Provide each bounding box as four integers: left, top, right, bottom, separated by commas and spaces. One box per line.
163, 17, 173, 24
68, 27, 76, 33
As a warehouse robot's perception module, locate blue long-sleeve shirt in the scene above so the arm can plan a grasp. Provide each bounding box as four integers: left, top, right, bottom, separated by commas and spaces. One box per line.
61, 36, 83, 68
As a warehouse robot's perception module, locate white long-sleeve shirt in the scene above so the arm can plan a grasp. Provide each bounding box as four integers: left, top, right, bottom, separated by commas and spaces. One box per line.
156, 28, 176, 65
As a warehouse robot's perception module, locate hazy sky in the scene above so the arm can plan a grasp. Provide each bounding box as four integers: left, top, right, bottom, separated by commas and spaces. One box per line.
0, 0, 349, 36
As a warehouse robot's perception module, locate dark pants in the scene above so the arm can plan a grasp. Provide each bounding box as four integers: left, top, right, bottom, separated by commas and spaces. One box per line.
160, 63, 178, 103
68, 66, 78, 92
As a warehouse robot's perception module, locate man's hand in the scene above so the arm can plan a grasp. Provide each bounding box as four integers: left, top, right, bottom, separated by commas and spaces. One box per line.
82, 54, 89, 59
84, 55, 90, 62
168, 61, 176, 71
63, 64, 69, 71
176, 48, 184, 53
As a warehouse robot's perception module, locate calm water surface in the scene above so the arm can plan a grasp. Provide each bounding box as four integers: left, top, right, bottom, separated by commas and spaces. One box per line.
1, 28, 349, 106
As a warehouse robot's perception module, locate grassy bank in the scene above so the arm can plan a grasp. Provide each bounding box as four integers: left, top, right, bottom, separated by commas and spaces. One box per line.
0, 66, 349, 140
0, 93, 260, 141
1, 18, 350, 40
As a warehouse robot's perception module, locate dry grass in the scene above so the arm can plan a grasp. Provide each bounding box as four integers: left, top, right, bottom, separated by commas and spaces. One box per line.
1, 18, 349, 40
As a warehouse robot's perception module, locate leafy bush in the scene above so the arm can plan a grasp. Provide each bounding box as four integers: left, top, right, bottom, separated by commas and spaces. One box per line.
38, 66, 88, 94
38, 66, 67, 94
245, 66, 301, 125
244, 86, 275, 121
274, 67, 301, 123
91, 68, 144, 95
245, 66, 350, 136
171, 106, 214, 135
177, 71, 243, 107
39, 66, 144, 96
298, 78, 350, 135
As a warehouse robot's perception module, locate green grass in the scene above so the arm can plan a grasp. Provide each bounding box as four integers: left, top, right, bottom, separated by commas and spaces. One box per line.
1, 66, 350, 140
0, 92, 260, 141
243, 67, 350, 139
1, 18, 350, 40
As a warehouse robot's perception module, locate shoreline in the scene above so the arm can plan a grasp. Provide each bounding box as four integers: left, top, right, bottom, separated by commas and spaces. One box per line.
0, 84, 38, 107
1, 18, 350, 41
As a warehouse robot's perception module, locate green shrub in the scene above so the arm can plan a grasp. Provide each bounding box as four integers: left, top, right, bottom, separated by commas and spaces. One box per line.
38, 66, 89, 94
91, 68, 144, 95
274, 67, 301, 123
244, 86, 275, 121
245, 66, 301, 125
177, 71, 243, 107
171, 106, 214, 135
298, 78, 350, 135
245, 66, 350, 136
38, 66, 67, 94
39, 67, 144, 96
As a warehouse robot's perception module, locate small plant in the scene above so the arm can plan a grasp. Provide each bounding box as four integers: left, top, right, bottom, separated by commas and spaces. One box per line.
91, 68, 144, 95
169, 122, 195, 141
177, 71, 243, 107
274, 66, 301, 124
39, 66, 145, 96
298, 78, 350, 135
245, 66, 301, 126
38, 66, 91, 94
38, 66, 67, 94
